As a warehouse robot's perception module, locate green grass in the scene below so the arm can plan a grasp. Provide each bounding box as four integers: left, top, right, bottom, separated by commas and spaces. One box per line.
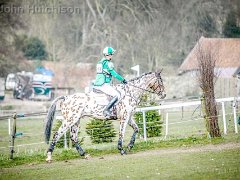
0, 104, 240, 179
0, 144, 239, 180
0, 134, 239, 168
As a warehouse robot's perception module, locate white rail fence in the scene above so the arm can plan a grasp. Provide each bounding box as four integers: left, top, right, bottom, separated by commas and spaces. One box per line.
0, 97, 239, 155
136, 97, 240, 141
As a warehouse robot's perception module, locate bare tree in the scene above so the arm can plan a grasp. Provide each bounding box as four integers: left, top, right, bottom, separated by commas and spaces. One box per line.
196, 39, 221, 137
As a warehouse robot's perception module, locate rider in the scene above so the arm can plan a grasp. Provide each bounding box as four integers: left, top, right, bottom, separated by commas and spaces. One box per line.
93, 46, 127, 117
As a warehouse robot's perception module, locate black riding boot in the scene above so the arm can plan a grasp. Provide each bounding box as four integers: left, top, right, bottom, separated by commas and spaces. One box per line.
103, 96, 118, 117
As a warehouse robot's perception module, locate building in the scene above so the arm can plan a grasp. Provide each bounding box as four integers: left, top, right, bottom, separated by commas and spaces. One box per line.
179, 36, 240, 97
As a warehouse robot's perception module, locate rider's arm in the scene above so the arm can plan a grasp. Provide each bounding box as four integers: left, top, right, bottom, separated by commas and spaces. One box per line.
106, 62, 125, 82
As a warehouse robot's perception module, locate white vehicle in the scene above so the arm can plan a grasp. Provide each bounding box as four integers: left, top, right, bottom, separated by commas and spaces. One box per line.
5, 73, 16, 90
0, 77, 5, 100
31, 73, 53, 101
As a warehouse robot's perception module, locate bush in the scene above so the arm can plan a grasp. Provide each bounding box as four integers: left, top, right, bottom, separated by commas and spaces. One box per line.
134, 94, 163, 138
86, 119, 116, 144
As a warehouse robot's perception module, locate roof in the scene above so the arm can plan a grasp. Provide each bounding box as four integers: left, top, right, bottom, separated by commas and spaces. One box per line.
179, 37, 240, 74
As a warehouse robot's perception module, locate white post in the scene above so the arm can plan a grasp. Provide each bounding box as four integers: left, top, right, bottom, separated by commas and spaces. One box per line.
8, 118, 11, 135
165, 113, 169, 139
142, 111, 147, 141
64, 132, 67, 149
233, 101, 238, 133
131, 65, 140, 76
221, 102, 227, 134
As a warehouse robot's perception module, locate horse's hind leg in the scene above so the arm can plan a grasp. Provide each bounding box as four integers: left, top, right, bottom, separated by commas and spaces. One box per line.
70, 122, 85, 156
127, 118, 139, 151
46, 124, 68, 162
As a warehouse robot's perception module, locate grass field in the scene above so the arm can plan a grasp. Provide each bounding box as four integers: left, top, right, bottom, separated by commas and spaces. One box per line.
0, 142, 240, 180
0, 101, 239, 156
0, 99, 240, 179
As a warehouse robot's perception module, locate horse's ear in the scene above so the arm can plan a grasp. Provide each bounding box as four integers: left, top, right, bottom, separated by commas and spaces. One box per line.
155, 69, 163, 77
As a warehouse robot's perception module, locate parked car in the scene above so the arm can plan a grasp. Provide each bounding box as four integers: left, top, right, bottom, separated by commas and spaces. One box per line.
13, 72, 33, 100
0, 77, 5, 100
5, 73, 16, 90
31, 73, 54, 101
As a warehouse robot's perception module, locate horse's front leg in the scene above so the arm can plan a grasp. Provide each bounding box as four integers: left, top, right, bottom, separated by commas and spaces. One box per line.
127, 118, 139, 151
118, 121, 127, 155
118, 113, 130, 155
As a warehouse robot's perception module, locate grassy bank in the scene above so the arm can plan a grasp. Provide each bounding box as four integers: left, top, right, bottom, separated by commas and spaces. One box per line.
0, 134, 239, 168
0, 143, 239, 180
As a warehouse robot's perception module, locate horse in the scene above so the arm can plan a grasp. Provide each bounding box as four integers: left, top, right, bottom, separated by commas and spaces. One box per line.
44, 71, 166, 162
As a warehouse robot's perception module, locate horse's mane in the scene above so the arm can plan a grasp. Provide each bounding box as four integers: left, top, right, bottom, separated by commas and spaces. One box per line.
129, 72, 153, 82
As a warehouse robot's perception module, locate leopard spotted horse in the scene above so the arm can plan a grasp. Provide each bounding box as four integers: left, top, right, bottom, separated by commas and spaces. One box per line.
44, 71, 166, 162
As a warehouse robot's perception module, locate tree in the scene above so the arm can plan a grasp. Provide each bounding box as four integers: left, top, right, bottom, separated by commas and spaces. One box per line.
223, 11, 240, 38
22, 37, 48, 60
196, 40, 221, 138
0, 0, 28, 77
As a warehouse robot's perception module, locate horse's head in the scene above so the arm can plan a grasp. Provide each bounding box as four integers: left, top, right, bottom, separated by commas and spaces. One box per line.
148, 71, 166, 99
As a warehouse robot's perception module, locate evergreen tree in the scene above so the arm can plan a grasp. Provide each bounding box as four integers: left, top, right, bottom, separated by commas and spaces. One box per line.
22, 37, 48, 60
223, 11, 240, 37
86, 119, 116, 144
134, 94, 163, 138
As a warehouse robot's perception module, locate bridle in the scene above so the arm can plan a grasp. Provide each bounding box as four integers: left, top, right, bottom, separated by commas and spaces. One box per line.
128, 73, 165, 97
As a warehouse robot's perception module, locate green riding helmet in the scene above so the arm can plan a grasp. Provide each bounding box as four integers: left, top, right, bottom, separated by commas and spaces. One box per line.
103, 47, 116, 56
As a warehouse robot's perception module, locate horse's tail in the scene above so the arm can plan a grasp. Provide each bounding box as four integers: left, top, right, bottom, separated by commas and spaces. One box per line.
44, 95, 65, 144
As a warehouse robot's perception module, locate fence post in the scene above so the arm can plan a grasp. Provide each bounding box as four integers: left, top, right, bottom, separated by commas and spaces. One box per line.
233, 100, 238, 134
8, 118, 11, 135
165, 113, 169, 139
221, 102, 227, 135
142, 111, 147, 141
9, 113, 17, 159
64, 132, 68, 149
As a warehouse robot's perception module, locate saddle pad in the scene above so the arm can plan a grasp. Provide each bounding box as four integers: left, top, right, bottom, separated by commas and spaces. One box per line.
92, 88, 103, 94
89, 91, 109, 105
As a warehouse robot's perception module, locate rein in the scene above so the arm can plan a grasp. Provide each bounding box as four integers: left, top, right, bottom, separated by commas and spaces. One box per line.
128, 83, 156, 94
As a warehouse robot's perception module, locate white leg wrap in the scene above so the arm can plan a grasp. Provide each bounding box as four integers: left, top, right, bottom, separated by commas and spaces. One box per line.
46, 152, 52, 162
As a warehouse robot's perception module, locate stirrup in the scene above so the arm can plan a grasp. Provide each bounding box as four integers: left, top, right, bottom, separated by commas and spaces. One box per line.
103, 110, 113, 117
103, 110, 116, 119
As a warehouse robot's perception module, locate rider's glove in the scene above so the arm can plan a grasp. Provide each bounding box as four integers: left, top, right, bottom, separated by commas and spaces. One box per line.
122, 79, 127, 84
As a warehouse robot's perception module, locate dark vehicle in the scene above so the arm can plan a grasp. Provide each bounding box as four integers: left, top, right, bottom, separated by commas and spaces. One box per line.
0, 77, 5, 101
13, 72, 33, 100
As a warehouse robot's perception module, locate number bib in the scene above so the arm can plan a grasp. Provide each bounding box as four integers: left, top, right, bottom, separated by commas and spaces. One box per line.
96, 64, 103, 73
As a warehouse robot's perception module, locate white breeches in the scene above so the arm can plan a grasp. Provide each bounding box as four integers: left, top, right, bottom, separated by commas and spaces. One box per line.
94, 83, 120, 99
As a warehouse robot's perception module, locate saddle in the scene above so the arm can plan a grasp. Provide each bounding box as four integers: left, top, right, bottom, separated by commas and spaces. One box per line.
92, 88, 108, 95
91, 88, 118, 119
92, 88, 113, 102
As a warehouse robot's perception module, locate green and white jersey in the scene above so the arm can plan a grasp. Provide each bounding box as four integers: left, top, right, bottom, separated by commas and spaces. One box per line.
94, 58, 124, 86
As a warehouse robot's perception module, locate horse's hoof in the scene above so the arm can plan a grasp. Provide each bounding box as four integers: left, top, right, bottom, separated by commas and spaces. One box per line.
80, 152, 85, 156
84, 154, 91, 160
46, 152, 52, 163
127, 145, 133, 151
120, 149, 126, 155
46, 158, 52, 163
